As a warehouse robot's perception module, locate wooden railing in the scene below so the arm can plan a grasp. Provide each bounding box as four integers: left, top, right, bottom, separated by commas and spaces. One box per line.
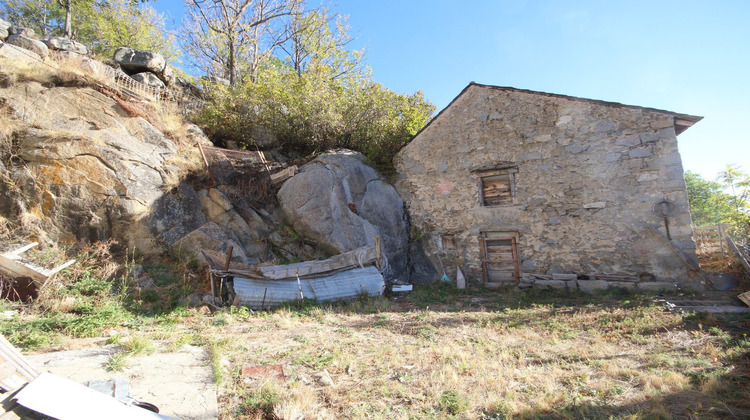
695, 224, 750, 278
694, 224, 729, 259
98, 65, 205, 113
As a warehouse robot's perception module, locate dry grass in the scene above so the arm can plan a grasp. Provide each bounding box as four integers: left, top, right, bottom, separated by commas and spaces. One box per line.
115, 287, 750, 419
0, 55, 96, 90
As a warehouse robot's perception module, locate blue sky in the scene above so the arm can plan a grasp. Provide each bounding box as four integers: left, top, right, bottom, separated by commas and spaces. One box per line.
152, 0, 749, 180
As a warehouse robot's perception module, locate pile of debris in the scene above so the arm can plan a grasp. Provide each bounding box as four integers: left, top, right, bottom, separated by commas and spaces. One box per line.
0, 335, 178, 419
203, 239, 386, 309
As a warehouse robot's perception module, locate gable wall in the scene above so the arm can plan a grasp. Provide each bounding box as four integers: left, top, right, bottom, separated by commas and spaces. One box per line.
395, 85, 699, 289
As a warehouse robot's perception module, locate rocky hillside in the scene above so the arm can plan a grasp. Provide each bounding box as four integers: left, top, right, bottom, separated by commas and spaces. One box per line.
0, 34, 422, 284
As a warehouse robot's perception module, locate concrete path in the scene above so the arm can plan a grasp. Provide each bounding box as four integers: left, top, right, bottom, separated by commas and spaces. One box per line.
27, 343, 218, 420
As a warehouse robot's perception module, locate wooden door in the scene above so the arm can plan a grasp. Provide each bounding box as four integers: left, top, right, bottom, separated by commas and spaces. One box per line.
480, 232, 519, 286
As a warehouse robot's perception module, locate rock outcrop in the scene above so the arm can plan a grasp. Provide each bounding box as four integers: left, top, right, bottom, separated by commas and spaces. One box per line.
6, 35, 48, 59
8, 26, 34, 38
278, 150, 409, 282
130, 72, 166, 88
43, 36, 88, 55
0, 42, 42, 62
114, 47, 173, 86
0, 82, 186, 254
0, 18, 10, 40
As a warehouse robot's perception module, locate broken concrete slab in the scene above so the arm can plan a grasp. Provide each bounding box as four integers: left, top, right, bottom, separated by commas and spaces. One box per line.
27, 342, 218, 420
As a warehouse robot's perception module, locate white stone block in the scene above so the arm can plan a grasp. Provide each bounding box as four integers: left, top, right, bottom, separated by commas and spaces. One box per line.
533, 280, 569, 290
638, 282, 678, 292
577, 280, 609, 293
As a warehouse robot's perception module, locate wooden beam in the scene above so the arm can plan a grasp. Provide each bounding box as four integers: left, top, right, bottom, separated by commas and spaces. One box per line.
0, 243, 75, 287
8, 242, 38, 256
649, 227, 710, 283
373, 236, 382, 271
727, 235, 750, 276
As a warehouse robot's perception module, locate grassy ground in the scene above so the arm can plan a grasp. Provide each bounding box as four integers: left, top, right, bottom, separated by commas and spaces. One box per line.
0, 243, 748, 419
180, 287, 750, 419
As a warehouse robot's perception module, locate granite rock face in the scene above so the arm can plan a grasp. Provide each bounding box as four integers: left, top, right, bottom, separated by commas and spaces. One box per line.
114, 47, 166, 74
395, 83, 701, 289
0, 82, 185, 253
113, 47, 175, 86
6, 35, 48, 59
8, 25, 35, 38
130, 71, 166, 88
0, 18, 10, 40
278, 150, 410, 282
43, 36, 88, 55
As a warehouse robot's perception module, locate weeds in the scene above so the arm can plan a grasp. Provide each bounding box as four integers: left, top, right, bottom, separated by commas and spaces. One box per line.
0, 236, 748, 419
440, 390, 470, 415
104, 352, 128, 372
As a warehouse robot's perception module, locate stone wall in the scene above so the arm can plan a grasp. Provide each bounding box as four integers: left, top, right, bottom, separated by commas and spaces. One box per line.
395, 83, 702, 291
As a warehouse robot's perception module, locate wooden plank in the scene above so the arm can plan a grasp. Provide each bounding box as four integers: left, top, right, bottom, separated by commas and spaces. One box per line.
0, 255, 48, 284
727, 235, 750, 277
374, 236, 383, 270
0, 244, 75, 287
486, 245, 513, 252
479, 237, 489, 285
0, 335, 38, 393
483, 191, 512, 200
223, 246, 378, 280
44, 259, 75, 278
649, 227, 701, 271
487, 253, 514, 261
270, 166, 297, 185
7, 243, 38, 256
483, 184, 511, 193
738, 291, 750, 308
511, 236, 520, 283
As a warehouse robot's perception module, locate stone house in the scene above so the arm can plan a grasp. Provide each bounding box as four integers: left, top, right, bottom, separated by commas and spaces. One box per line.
395, 83, 703, 291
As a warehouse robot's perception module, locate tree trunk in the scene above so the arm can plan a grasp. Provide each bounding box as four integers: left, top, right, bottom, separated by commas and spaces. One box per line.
63, 0, 72, 38
228, 40, 235, 86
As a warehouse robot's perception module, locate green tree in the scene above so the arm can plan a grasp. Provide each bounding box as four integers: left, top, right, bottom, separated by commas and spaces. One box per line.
0, 0, 63, 38
190, 0, 434, 170
89, 0, 179, 62
685, 171, 734, 226
56, 0, 150, 38
196, 59, 434, 170
685, 168, 750, 238
278, 7, 364, 80
1, 0, 176, 60
718, 165, 750, 237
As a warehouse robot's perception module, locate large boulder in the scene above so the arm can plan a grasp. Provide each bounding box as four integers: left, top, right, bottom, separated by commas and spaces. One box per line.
6, 35, 48, 59
0, 42, 42, 63
113, 47, 172, 85
0, 18, 10, 40
8, 26, 35, 38
130, 72, 166, 88
43, 36, 88, 55
175, 76, 203, 97
278, 150, 409, 282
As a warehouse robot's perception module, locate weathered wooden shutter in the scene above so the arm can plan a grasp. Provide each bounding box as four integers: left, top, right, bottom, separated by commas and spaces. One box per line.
481, 173, 513, 206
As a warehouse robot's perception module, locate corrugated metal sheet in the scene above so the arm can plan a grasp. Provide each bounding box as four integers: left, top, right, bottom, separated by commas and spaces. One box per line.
233, 266, 384, 308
